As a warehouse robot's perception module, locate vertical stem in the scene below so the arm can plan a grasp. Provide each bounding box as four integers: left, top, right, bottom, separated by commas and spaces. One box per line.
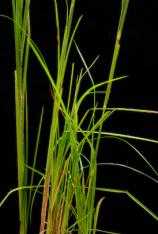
95, 0, 130, 155
12, 0, 31, 233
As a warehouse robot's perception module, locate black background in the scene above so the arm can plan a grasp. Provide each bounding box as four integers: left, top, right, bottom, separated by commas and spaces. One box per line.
1, 0, 158, 233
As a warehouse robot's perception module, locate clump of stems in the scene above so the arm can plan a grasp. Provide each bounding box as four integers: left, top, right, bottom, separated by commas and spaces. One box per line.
1, 0, 158, 233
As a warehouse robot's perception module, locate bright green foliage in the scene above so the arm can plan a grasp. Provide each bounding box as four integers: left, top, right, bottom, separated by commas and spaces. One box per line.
1, 0, 158, 234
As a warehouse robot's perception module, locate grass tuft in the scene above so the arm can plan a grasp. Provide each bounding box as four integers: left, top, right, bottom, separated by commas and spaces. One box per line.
1, 0, 158, 233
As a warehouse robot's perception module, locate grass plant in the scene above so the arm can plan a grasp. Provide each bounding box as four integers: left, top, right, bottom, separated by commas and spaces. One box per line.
1, 0, 158, 233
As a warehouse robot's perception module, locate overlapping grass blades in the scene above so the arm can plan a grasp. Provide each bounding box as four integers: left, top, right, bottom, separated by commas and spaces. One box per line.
12, 0, 31, 233
1, 0, 158, 233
